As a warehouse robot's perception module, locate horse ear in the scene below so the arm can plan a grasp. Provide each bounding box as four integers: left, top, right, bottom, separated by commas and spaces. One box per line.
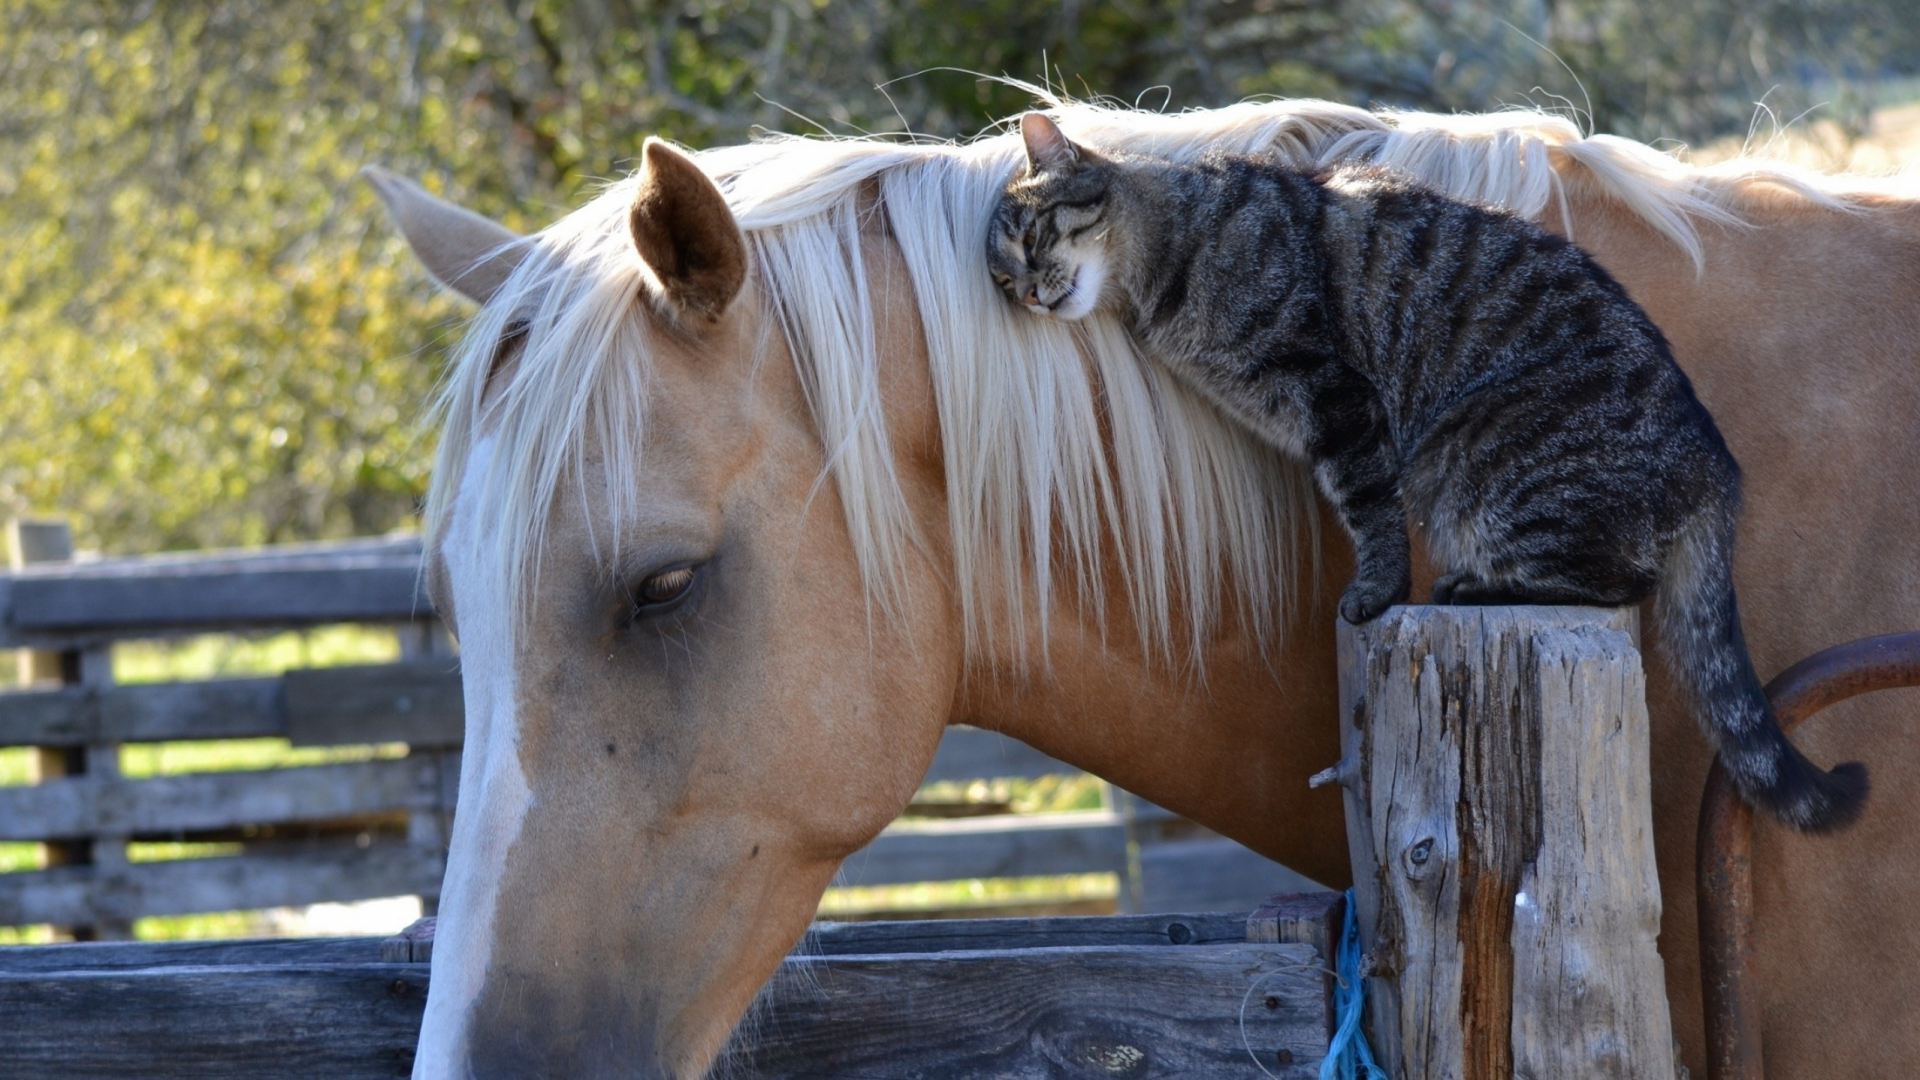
1020, 112, 1080, 174
629, 139, 747, 321
361, 166, 525, 304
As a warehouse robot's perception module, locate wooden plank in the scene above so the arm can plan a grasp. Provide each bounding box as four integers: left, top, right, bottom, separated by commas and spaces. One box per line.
920, 725, 1076, 783
1137, 836, 1325, 914
0, 535, 429, 646
0, 936, 386, 973
7, 518, 72, 685
378, 910, 1271, 967
0, 757, 441, 840
739, 942, 1329, 1078
0, 838, 444, 924
0, 900, 1343, 975
285, 662, 464, 747
0, 676, 286, 746
807, 910, 1261, 955
1334, 606, 1673, 1080
2, 681, 1075, 775
0, 941, 1329, 1079
1245, 892, 1343, 965
838, 810, 1128, 887
0, 964, 429, 1080
384, 904, 1332, 966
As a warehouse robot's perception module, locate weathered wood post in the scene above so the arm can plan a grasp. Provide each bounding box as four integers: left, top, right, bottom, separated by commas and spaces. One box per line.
6, 518, 131, 941
1325, 606, 1673, 1079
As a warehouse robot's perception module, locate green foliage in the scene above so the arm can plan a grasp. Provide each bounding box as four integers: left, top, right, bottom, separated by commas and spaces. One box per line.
113, 624, 401, 684
2, 1, 1913, 555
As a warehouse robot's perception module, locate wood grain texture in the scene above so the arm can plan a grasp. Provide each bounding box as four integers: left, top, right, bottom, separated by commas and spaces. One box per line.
285, 662, 464, 747
0, 964, 428, 1080
1334, 605, 1673, 1080
0, 676, 287, 746
1, 925, 1339, 1079
372, 908, 1290, 966
0, 935, 385, 973
733, 943, 1331, 1079
0, 837, 444, 924
0, 757, 442, 840
840, 810, 1128, 886
808, 909, 1266, 954
1508, 626, 1673, 1080
920, 724, 1076, 782
0, 900, 1342, 974
0, 535, 428, 647
1244, 892, 1342, 963
1138, 836, 1324, 914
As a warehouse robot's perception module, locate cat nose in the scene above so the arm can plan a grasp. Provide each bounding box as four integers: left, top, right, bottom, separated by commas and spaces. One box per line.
1022, 286, 1039, 305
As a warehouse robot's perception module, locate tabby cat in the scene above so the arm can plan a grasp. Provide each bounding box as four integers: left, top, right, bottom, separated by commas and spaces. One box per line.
989, 112, 1866, 832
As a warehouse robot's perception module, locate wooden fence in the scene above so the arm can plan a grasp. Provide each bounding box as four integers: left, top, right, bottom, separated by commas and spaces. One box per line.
1, 603, 1685, 1079
0, 892, 1345, 1079
1, 521, 1311, 938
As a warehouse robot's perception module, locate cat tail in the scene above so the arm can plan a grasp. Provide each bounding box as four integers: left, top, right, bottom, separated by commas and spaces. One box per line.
1656, 506, 1868, 833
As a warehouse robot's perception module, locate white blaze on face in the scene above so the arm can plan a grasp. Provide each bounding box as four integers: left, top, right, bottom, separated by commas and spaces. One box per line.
413, 437, 535, 1080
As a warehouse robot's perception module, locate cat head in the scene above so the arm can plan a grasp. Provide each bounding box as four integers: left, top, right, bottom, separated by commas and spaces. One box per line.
987, 113, 1116, 321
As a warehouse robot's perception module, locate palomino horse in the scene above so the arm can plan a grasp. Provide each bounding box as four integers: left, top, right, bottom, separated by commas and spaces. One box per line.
367, 99, 1920, 1079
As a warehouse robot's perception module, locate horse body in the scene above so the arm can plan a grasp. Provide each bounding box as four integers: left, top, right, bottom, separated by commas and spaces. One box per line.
373, 104, 1919, 1078
1564, 184, 1920, 1076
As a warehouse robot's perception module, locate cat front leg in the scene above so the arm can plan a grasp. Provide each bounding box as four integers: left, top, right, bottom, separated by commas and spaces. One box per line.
1308, 383, 1411, 624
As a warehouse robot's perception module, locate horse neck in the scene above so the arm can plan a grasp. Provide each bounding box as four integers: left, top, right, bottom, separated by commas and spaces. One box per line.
855, 213, 1354, 885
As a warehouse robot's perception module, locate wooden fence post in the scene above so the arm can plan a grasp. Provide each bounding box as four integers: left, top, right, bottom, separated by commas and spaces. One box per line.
1328, 606, 1673, 1080
7, 518, 130, 941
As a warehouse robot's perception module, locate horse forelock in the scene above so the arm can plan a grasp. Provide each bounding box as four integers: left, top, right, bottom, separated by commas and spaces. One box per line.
422, 96, 1900, 668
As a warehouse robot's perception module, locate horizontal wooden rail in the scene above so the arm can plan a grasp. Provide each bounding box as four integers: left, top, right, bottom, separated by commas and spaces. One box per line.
1, 908, 1286, 973
1, 526, 1304, 926
841, 810, 1128, 887
0, 838, 444, 925
0, 757, 445, 841
0, 676, 287, 745
0, 660, 1071, 780
0, 535, 428, 647
0, 893, 1344, 1079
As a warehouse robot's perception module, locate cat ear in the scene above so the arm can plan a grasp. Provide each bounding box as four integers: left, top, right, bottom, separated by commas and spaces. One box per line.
630, 138, 748, 320
1021, 112, 1080, 174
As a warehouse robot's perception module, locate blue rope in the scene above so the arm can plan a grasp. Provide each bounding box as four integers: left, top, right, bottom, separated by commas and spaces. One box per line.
1320, 888, 1389, 1080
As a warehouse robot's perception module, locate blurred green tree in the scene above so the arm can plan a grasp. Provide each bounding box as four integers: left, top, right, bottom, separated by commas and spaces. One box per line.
1, 0, 1911, 553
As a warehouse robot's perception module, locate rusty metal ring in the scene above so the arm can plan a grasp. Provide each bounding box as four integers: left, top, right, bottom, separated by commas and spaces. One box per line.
1698, 631, 1920, 1080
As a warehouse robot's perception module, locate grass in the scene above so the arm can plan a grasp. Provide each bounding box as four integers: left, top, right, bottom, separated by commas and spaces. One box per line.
113, 624, 400, 683
817, 872, 1119, 919
907, 772, 1108, 818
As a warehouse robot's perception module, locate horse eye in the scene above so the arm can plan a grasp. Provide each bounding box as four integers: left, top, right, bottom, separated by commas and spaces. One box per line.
633, 565, 698, 610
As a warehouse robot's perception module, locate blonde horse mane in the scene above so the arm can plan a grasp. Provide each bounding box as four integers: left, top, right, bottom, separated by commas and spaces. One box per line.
424, 96, 1880, 667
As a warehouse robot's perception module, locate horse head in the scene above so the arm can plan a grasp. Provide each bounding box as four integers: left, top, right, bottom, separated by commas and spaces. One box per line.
370, 141, 960, 1078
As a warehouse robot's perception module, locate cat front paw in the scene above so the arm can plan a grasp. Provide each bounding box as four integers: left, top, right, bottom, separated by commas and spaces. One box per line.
1339, 576, 1407, 624
1431, 571, 1470, 605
